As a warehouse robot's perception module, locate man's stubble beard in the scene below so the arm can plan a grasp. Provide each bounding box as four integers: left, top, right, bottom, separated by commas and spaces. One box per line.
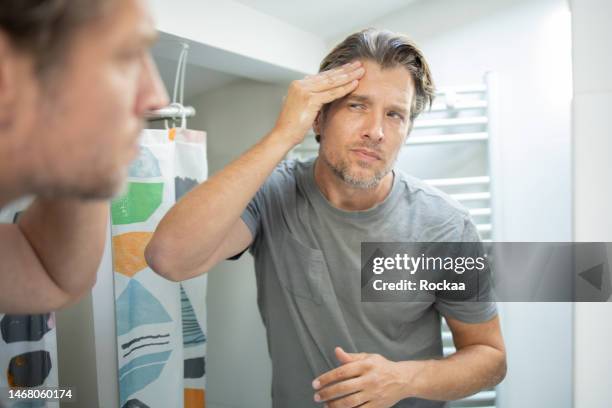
320, 147, 393, 190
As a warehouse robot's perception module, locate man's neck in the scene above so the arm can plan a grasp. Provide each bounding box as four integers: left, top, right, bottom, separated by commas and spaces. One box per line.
313, 157, 394, 211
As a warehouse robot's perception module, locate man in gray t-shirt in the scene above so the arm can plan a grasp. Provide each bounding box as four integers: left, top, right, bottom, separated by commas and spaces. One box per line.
234, 157, 497, 407
148, 28, 506, 408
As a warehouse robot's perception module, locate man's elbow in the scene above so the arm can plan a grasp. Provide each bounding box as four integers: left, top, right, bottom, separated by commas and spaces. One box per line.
145, 238, 186, 282
145, 232, 215, 281
55, 268, 98, 302
37, 279, 95, 313
145, 239, 173, 281
491, 349, 507, 387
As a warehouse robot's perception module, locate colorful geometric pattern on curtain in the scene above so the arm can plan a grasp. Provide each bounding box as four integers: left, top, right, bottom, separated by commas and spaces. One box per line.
0, 197, 60, 408
111, 128, 208, 408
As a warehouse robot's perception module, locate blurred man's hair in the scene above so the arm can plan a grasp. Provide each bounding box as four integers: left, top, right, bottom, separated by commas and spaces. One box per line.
0, 0, 114, 77
316, 28, 436, 142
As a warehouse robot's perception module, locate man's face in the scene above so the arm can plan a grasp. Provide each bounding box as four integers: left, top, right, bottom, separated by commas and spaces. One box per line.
16, 0, 168, 198
314, 59, 414, 189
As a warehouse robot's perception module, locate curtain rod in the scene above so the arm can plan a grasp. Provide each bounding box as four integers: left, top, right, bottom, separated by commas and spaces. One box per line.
145, 105, 196, 121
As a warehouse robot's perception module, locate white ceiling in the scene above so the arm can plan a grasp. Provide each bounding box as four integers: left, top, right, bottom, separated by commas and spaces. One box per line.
232, 0, 419, 39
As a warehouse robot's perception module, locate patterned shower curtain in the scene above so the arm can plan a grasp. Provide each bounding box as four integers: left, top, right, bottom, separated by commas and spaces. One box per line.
0, 197, 60, 408
111, 128, 208, 408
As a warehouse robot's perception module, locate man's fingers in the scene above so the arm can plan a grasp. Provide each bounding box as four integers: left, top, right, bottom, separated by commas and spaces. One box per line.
312, 67, 363, 92
335, 346, 354, 364
335, 346, 369, 363
317, 80, 359, 104
305, 63, 364, 93
313, 360, 366, 390
305, 61, 359, 82
315, 377, 364, 403
274, 60, 363, 142
349, 402, 375, 408
325, 391, 369, 408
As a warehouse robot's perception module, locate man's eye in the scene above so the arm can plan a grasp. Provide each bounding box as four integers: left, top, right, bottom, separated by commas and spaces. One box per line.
388, 111, 404, 120
349, 103, 364, 109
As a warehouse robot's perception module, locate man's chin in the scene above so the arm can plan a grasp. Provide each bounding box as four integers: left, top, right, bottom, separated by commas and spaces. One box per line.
343, 163, 393, 189
338, 171, 381, 189
76, 169, 129, 200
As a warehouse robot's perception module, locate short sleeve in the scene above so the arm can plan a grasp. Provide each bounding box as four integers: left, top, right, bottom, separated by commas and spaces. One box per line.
433, 215, 498, 323
227, 191, 262, 261
239, 197, 260, 243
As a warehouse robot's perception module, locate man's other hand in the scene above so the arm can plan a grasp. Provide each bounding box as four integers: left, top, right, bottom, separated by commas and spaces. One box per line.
312, 346, 419, 408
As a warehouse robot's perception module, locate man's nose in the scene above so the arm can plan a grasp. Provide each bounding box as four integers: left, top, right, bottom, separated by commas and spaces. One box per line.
136, 53, 170, 116
362, 111, 385, 142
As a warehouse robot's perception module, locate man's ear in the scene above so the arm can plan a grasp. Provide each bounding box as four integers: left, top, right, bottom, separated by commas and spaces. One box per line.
313, 109, 323, 136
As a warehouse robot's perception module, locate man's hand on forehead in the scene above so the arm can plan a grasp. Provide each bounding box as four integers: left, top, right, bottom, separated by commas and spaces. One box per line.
272, 61, 365, 146
303, 61, 363, 90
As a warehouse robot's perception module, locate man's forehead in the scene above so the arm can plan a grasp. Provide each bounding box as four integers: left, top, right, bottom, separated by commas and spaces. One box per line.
88, 0, 157, 45
129, 0, 158, 45
351, 61, 415, 104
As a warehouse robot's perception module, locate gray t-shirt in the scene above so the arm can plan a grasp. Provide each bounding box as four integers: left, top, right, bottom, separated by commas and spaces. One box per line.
232, 157, 497, 408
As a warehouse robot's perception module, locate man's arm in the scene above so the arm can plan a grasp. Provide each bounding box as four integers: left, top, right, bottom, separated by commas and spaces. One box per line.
0, 199, 108, 313
406, 315, 506, 400
313, 315, 506, 407
145, 61, 365, 282
144, 131, 296, 282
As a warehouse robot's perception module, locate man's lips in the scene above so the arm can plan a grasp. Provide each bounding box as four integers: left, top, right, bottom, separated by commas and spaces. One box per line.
351, 148, 381, 160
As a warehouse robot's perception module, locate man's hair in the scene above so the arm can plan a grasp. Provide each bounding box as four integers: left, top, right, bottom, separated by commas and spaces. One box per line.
0, 0, 114, 76
316, 28, 435, 142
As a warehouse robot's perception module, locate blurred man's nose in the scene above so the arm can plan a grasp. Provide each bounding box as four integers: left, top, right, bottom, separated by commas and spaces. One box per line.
135, 53, 169, 116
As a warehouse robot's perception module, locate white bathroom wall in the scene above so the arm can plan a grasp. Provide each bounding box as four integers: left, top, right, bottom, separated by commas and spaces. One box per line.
186, 79, 289, 408
571, 0, 612, 406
